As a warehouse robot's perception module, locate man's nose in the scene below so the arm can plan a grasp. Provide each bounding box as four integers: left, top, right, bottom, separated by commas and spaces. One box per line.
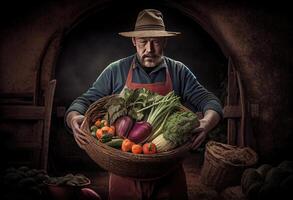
145, 41, 154, 52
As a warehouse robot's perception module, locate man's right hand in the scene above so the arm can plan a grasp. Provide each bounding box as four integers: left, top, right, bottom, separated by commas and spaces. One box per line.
66, 111, 90, 148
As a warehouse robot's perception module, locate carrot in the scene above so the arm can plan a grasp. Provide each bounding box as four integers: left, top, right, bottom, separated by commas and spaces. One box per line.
132, 144, 143, 154
121, 139, 134, 152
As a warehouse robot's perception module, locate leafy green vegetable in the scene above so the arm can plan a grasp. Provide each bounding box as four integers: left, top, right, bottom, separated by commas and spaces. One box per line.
104, 97, 127, 125
162, 111, 199, 145
128, 107, 144, 121
119, 87, 160, 121
138, 91, 181, 140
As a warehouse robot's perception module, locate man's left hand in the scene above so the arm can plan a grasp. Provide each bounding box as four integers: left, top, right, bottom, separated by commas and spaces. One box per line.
190, 110, 221, 150
191, 119, 209, 150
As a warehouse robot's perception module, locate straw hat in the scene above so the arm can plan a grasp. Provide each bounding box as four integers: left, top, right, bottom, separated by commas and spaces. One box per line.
119, 9, 181, 37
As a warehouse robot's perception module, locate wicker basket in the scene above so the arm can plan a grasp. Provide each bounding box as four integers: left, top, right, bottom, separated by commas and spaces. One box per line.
200, 141, 258, 191
80, 95, 192, 180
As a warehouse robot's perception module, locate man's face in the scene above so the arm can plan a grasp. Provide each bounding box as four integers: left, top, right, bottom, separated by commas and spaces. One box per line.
132, 37, 166, 67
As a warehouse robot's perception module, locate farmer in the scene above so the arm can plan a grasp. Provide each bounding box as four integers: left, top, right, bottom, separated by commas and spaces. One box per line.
65, 9, 222, 200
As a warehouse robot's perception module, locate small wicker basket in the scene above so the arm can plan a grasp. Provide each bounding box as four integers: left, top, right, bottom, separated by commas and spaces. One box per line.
200, 141, 258, 191
80, 95, 192, 180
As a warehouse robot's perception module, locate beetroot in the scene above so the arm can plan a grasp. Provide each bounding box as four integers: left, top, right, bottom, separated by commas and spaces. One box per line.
127, 121, 152, 144
115, 116, 134, 137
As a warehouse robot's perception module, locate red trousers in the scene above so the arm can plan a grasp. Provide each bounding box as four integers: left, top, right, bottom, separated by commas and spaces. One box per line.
108, 165, 188, 200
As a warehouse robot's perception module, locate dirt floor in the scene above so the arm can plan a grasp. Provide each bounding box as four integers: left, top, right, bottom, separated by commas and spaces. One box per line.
51, 150, 247, 200
71, 151, 224, 200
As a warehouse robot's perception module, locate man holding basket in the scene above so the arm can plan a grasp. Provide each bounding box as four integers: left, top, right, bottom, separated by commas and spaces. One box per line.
66, 9, 222, 200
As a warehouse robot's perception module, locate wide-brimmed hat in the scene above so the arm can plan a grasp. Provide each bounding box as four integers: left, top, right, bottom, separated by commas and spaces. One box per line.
119, 9, 181, 37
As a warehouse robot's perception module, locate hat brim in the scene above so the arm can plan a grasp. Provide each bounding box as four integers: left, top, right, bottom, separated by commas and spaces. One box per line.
118, 30, 181, 37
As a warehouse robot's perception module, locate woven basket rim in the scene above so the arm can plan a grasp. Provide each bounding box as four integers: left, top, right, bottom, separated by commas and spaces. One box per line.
205, 141, 258, 167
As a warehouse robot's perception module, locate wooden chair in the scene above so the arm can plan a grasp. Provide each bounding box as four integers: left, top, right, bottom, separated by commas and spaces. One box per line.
0, 79, 56, 170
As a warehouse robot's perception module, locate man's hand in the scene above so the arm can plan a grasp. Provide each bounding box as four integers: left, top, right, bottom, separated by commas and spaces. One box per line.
66, 111, 90, 148
191, 110, 221, 150
191, 119, 209, 150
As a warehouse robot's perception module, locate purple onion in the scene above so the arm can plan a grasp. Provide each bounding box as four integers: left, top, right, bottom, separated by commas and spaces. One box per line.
115, 116, 134, 137
127, 121, 152, 144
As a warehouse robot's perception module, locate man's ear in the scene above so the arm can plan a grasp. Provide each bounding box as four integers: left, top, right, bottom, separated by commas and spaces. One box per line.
132, 38, 136, 46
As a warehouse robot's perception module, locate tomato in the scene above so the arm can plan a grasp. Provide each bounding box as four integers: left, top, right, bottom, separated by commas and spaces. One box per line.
94, 119, 102, 127
131, 144, 143, 154
143, 143, 157, 154
96, 129, 103, 139
101, 126, 109, 132
108, 126, 115, 135
121, 139, 134, 152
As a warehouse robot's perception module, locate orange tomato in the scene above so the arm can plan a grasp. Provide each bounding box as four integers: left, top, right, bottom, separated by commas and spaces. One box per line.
101, 126, 109, 132
132, 144, 143, 154
121, 139, 134, 152
96, 129, 103, 139
108, 126, 115, 135
143, 143, 157, 154
94, 119, 101, 127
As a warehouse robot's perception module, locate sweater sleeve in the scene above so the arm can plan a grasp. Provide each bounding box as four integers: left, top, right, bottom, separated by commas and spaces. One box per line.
177, 62, 223, 118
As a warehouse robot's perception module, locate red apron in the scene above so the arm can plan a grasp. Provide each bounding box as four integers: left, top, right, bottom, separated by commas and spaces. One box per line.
125, 59, 173, 96
108, 59, 188, 200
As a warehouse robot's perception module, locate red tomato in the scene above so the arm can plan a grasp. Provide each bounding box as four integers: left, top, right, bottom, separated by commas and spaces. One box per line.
143, 143, 157, 154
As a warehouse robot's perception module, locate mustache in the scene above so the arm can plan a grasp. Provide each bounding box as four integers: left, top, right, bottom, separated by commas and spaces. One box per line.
142, 54, 158, 59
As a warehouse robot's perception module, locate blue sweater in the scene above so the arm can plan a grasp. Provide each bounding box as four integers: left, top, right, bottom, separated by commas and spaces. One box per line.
66, 54, 223, 117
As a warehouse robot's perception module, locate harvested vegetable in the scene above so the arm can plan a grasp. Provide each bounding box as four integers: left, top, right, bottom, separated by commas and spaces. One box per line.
127, 121, 152, 144
120, 88, 157, 121
151, 134, 176, 152
94, 119, 102, 127
138, 91, 180, 141
121, 139, 134, 152
45, 173, 90, 186
101, 126, 110, 132
1, 166, 49, 199
161, 111, 199, 146
142, 143, 157, 154
106, 138, 123, 149
132, 144, 143, 154
101, 119, 108, 127
104, 97, 127, 125
108, 126, 116, 135
115, 116, 134, 137
90, 125, 98, 133
150, 111, 199, 152
96, 129, 103, 139
100, 133, 113, 143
